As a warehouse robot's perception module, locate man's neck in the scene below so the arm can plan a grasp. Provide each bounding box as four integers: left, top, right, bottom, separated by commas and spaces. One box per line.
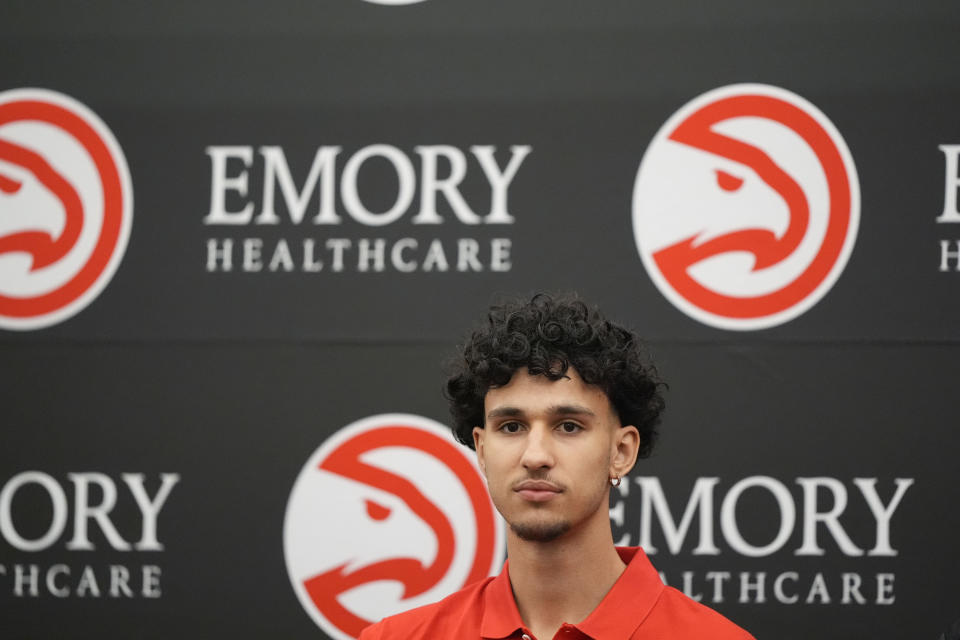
506, 518, 626, 640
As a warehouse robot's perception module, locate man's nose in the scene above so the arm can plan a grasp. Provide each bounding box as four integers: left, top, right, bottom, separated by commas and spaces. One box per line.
520, 425, 555, 470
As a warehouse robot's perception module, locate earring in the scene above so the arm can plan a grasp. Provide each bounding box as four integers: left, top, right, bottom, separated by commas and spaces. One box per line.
610, 475, 621, 487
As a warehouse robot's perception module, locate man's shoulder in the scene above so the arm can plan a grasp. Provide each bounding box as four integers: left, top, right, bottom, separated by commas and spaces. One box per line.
647, 586, 755, 639
358, 576, 495, 640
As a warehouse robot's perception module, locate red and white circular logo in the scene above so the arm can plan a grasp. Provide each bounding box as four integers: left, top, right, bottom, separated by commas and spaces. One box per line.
633, 84, 859, 330
283, 413, 505, 640
0, 88, 132, 330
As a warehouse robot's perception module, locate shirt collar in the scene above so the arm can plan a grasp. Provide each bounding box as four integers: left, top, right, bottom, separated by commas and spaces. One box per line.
480, 559, 525, 639
575, 547, 664, 639
480, 547, 664, 640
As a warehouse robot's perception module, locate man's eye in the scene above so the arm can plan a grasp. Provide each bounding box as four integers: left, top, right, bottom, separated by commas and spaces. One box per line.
0, 172, 23, 194
500, 421, 522, 433
559, 422, 582, 434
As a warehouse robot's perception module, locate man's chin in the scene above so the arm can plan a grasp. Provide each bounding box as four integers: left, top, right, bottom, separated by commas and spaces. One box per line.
510, 519, 570, 543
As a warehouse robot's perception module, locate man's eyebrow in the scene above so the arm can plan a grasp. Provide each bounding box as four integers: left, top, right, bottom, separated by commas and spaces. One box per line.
485, 404, 596, 420
547, 404, 596, 417
486, 406, 523, 419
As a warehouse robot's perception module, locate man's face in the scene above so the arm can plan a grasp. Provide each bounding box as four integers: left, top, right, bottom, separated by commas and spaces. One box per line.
473, 367, 638, 543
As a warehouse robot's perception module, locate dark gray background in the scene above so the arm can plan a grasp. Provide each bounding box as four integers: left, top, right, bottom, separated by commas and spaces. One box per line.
3, 2, 959, 639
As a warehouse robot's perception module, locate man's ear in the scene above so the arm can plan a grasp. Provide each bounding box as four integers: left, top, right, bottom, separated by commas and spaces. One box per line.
611, 425, 640, 479
472, 426, 486, 474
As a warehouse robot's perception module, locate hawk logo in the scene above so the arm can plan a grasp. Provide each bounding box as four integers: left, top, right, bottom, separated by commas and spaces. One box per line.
0, 88, 132, 330
283, 413, 505, 640
633, 84, 859, 330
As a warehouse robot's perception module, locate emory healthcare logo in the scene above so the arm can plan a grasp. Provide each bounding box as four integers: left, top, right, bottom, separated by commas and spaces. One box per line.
0, 88, 132, 330
633, 84, 859, 330
284, 413, 505, 640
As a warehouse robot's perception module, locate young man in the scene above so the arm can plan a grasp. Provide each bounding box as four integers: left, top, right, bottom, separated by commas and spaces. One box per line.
360, 294, 753, 639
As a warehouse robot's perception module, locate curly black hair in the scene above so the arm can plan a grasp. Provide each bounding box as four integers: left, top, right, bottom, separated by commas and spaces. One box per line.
444, 293, 665, 458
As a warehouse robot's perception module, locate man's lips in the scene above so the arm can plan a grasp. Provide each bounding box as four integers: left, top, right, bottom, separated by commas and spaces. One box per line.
513, 480, 562, 502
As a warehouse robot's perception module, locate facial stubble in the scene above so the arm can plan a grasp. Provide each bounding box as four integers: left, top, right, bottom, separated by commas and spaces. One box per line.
511, 519, 571, 543
506, 473, 611, 543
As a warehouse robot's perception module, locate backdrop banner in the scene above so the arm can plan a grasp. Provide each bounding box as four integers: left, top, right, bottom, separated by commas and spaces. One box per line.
3, 3, 959, 639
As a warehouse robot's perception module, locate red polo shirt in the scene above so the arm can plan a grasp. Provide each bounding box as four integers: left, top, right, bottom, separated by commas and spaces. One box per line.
358, 547, 753, 640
